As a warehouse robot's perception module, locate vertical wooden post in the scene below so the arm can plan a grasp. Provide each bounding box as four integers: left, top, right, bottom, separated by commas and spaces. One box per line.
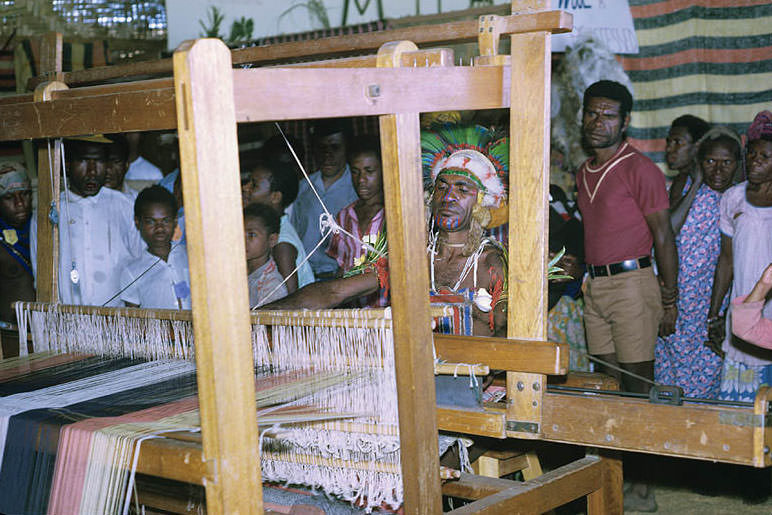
506, 0, 550, 437
173, 39, 262, 514
587, 452, 623, 514
377, 40, 443, 514
33, 32, 64, 303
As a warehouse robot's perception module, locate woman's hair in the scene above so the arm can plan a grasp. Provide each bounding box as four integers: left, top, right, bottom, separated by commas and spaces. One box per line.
670, 114, 710, 143
696, 126, 744, 182
243, 203, 281, 235
696, 126, 742, 161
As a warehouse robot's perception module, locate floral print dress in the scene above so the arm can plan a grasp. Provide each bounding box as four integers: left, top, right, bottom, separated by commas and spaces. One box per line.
655, 180, 726, 398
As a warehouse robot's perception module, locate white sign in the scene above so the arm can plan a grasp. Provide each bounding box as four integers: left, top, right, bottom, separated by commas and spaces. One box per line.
551, 0, 639, 55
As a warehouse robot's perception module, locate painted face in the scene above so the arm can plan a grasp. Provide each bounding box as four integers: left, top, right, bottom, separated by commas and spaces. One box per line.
66, 142, 107, 197
747, 139, 772, 185
350, 152, 383, 202
242, 167, 273, 207
431, 173, 479, 232
0, 190, 32, 228
701, 140, 737, 193
244, 216, 275, 263
135, 202, 176, 249
104, 143, 129, 190
314, 132, 347, 179
665, 125, 696, 171
581, 97, 629, 151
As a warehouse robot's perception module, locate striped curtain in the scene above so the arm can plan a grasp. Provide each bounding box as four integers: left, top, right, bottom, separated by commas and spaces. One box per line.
619, 0, 772, 167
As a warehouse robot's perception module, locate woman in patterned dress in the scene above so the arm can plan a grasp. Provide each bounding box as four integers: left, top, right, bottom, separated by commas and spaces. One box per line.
709, 111, 772, 402
655, 127, 741, 398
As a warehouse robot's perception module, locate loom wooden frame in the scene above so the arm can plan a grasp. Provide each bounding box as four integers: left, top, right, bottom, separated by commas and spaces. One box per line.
3, 1, 771, 513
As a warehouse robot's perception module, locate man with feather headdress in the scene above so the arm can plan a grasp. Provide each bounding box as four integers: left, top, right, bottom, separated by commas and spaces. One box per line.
266, 126, 509, 337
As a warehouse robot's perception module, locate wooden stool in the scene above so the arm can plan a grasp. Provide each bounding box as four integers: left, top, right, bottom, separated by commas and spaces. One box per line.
471, 450, 542, 480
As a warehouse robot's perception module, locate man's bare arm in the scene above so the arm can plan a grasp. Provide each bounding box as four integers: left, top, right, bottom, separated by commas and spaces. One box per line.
262, 271, 379, 310
645, 207, 679, 336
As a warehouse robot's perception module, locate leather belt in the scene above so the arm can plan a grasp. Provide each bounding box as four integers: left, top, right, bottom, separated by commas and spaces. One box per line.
588, 256, 651, 278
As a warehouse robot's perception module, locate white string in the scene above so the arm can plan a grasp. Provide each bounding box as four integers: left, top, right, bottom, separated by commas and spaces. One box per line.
58, 141, 79, 303
253, 124, 386, 308
253, 233, 327, 309
101, 242, 182, 307
274, 122, 331, 219
122, 428, 200, 515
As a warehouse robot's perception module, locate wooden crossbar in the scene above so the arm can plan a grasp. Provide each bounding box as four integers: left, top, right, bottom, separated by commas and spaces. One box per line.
434, 334, 569, 376
0, 65, 511, 141
26, 10, 571, 89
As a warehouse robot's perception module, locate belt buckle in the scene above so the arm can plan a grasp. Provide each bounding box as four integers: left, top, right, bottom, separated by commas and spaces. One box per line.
621, 259, 638, 272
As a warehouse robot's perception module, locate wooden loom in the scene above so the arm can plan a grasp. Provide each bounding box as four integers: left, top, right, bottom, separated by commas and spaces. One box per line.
2, 0, 772, 512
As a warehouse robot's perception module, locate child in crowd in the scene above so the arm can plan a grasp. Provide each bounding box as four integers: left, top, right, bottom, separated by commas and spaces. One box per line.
242, 158, 314, 293
120, 186, 191, 309
326, 136, 387, 307
245, 203, 288, 308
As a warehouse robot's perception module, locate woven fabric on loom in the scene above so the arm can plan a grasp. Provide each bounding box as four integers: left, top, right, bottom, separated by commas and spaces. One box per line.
1, 312, 411, 514
621, 0, 772, 167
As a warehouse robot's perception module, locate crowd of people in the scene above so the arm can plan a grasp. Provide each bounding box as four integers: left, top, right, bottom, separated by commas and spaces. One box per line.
1, 81, 772, 421
1, 77, 772, 509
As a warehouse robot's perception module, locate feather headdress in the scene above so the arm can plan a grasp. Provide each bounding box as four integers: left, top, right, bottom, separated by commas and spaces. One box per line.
421, 125, 509, 209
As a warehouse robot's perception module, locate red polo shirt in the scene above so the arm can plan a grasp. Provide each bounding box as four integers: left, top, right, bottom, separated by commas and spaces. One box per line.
576, 142, 669, 266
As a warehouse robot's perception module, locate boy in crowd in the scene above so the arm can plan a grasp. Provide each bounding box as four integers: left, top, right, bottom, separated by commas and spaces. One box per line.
242, 158, 314, 293
245, 203, 288, 308
32, 136, 143, 306
326, 136, 386, 306
120, 186, 190, 309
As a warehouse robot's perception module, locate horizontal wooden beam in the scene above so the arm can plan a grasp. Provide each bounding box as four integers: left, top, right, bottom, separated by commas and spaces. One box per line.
437, 406, 507, 438
0, 80, 176, 140
446, 456, 602, 514
283, 47, 454, 69
27, 10, 570, 89
434, 334, 568, 375
136, 438, 208, 485
441, 473, 517, 500
542, 392, 769, 467
233, 65, 510, 122
3, 64, 508, 141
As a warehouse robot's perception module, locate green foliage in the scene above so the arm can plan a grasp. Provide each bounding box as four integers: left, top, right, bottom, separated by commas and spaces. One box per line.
548, 248, 573, 281
343, 231, 388, 278
279, 0, 331, 30
229, 16, 254, 43
198, 6, 225, 39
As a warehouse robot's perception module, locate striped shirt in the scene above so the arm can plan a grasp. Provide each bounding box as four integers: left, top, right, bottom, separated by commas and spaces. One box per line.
327, 202, 387, 307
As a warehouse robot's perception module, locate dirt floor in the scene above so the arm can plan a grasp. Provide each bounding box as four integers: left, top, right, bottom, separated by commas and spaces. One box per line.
630, 485, 772, 515
523, 442, 772, 514
623, 454, 772, 515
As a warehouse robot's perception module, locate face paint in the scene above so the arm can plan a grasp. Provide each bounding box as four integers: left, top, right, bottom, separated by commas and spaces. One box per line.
431, 173, 479, 233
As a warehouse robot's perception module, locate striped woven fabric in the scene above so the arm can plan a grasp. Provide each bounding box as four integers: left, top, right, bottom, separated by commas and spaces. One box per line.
0, 350, 405, 513
619, 0, 772, 167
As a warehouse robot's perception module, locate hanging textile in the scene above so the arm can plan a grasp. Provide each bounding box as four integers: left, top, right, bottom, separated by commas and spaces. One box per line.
621, 0, 772, 166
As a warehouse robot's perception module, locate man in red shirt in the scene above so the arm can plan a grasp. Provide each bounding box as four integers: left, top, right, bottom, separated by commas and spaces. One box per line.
577, 80, 679, 390
577, 80, 678, 513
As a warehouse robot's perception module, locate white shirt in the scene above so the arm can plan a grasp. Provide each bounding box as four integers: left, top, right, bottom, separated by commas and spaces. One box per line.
125, 156, 163, 182
31, 187, 144, 306
120, 244, 192, 309
118, 182, 139, 202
